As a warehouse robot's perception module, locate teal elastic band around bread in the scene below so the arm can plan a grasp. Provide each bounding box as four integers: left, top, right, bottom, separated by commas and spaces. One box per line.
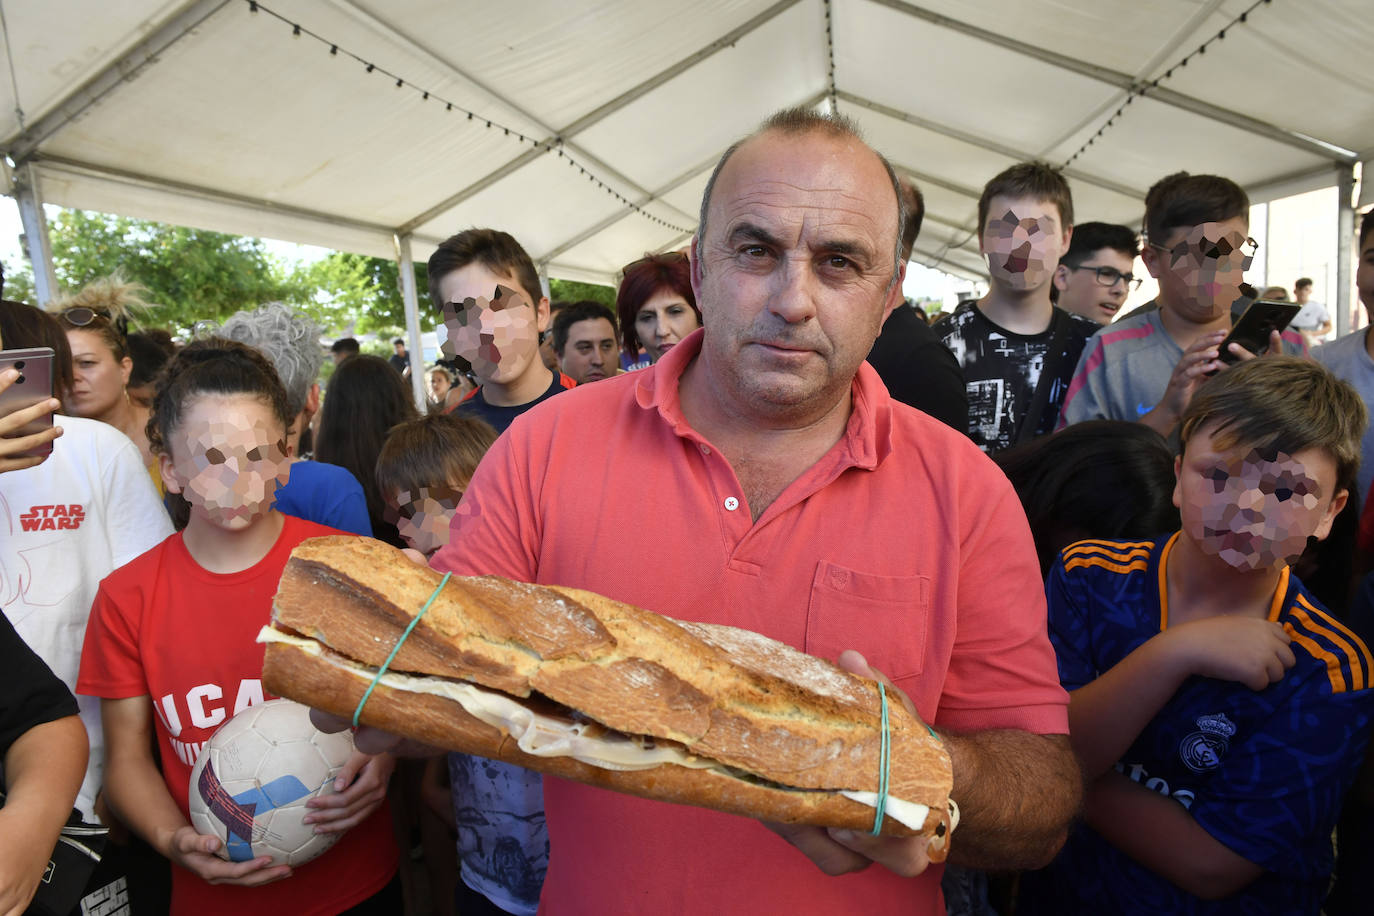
869, 682, 940, 836
352, 571, 452, 728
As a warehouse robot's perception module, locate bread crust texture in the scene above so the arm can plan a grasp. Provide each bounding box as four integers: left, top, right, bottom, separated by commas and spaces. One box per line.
263, 536, 954, 847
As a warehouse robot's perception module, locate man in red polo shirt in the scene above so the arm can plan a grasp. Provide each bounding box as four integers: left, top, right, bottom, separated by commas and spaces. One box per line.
346, 107, 1080, 913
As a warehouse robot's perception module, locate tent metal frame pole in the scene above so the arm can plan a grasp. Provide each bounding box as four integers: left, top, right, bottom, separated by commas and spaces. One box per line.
869, 0, 1356, 164
5, 0, 231, 162
537, 154, 722, 264
1336, 167, 1356, 338
836, 90, 1145, 200
29, 154, 404, 249
394, 233, 427, 412
537, 264, 551, 300
14, 163, 58, 305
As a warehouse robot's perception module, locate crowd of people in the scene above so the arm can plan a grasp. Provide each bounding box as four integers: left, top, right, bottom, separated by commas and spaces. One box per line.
2, 103, 1374, 916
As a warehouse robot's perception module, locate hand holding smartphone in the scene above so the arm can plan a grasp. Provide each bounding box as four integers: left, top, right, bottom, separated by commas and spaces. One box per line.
1217, 300, 1301, 365
0, 347, 62, 472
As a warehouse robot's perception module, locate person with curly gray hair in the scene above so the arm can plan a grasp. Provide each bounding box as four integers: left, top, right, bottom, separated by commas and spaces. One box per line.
218, 302, 371, 535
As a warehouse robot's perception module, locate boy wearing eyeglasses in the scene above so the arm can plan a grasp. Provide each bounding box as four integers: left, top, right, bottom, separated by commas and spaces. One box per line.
1058, 172, 1306, 438
932, 162, 1100, 453
1052, 222, 1142, 325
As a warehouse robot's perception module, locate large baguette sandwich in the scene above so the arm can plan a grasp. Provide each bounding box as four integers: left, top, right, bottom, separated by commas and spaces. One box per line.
260, 537, 957, 856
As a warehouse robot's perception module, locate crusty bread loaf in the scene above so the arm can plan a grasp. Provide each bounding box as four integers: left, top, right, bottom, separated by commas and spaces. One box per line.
263, 536, 954, 846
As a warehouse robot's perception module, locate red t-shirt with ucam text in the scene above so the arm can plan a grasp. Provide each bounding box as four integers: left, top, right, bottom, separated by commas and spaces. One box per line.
77, 514, 398, 915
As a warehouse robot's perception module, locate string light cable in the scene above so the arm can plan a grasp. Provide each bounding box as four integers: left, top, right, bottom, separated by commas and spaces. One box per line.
244, 1, 692, 235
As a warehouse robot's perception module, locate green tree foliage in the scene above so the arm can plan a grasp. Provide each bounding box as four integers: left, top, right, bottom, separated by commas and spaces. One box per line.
46, 210, 298, 331
292, 251, 430, 338
549, 277, 616, 308
1, 258, 35, 306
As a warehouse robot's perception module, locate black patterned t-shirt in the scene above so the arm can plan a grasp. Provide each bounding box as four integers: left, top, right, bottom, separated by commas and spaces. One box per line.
933, 302, 1098, 452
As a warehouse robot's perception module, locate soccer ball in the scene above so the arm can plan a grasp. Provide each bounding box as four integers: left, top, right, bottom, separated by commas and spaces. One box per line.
187, 698, 355, 867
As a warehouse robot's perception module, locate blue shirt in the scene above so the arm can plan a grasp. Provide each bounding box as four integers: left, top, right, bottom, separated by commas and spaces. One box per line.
273, 460, 372, 536
1021, 534, 1374, 915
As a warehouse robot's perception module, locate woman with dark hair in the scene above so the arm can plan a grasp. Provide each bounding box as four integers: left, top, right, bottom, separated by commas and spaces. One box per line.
314, 354, 419, 547
616, 251, 701, 368
124, 329, 177, 408
994, 420, 1180, 575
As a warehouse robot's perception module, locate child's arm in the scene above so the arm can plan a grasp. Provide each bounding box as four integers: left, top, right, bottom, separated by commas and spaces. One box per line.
303, 750, 394, 834
1084, 770, 1264, 899
0, 715, 87, 916
1068, 616, 1294, 778
101, 697, 293, 887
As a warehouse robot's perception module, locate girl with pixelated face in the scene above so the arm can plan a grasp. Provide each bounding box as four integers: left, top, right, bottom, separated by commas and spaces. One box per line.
81, 338, 400, 903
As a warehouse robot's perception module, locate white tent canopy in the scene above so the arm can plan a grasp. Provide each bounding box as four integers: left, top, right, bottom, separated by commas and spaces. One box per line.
3, 0, 1371, 302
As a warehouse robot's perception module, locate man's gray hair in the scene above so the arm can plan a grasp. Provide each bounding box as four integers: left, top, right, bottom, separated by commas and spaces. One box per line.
695, 107, 906, 286
219, 302, 324, 418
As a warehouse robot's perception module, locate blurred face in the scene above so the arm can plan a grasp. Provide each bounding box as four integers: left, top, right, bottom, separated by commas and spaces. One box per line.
160, 394, 291, 530
1174, 424, 1344, 572
635, 289, 699, 363
394, 341, 406, 355
1294, 285, 1311, 305
1054, 248, 1137, 324
559, 317, 619, 383
427, 370, 451, 402
979, 196, 1070, 292
1356, 232, 1374, 314
67, 329, 131, 419
436, 265, 550, 385
1144, 217, 1251, 324
692, 129, 903, 422
386, 485, 463, 557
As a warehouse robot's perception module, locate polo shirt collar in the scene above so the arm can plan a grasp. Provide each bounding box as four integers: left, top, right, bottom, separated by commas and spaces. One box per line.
633, 327, 893, 470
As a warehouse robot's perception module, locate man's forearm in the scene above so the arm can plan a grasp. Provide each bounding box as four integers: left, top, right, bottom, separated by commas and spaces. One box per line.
941, 730, 1081, 870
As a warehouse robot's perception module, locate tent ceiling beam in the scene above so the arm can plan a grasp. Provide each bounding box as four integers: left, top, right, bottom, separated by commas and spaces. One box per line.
31, 153, 404, 239
891, 163, 980, 202
912, 244, 987, 281
395, 0, 801, 235
867, 0, 1357, 164
331, 0, 699, 236
5, 0, 232, 162
538, 153, 721, 264
836, 90, 1145, 200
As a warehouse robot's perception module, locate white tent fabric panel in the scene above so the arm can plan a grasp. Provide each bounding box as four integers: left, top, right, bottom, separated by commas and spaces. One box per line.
356, 0, 783, 132
0, 0, 182, 141
571, 0, 829, 200
31, 157, 401, 259
1, 0, 1367, 291
838, 3, 1129, 158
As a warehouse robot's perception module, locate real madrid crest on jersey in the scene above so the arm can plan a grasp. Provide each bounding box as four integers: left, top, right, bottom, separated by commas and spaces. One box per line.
1179, 713, 1236, 774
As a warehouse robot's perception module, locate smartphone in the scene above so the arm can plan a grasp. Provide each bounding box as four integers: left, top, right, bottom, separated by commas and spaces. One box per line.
0, 347, 57, 459
1217, 300, 1301, 365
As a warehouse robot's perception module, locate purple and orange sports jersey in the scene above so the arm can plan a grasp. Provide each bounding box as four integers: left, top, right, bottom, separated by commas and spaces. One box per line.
1021, 534, 1374, 915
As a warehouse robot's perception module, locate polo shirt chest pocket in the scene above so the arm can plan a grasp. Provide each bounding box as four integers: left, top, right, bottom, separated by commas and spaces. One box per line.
803, 561, 931, 681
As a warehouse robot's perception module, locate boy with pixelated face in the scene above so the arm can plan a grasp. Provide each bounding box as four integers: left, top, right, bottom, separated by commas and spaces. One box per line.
376, 413, 497, 559
427, 228, 575, 435
932, 162, 1100, 453
1021, 356, 1374, 915
1058, 172, 1307, 438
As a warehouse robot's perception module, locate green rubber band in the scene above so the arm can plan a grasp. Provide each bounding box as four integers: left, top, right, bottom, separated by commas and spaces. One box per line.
352, 572, 452, 728
871, 682, 891, 835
